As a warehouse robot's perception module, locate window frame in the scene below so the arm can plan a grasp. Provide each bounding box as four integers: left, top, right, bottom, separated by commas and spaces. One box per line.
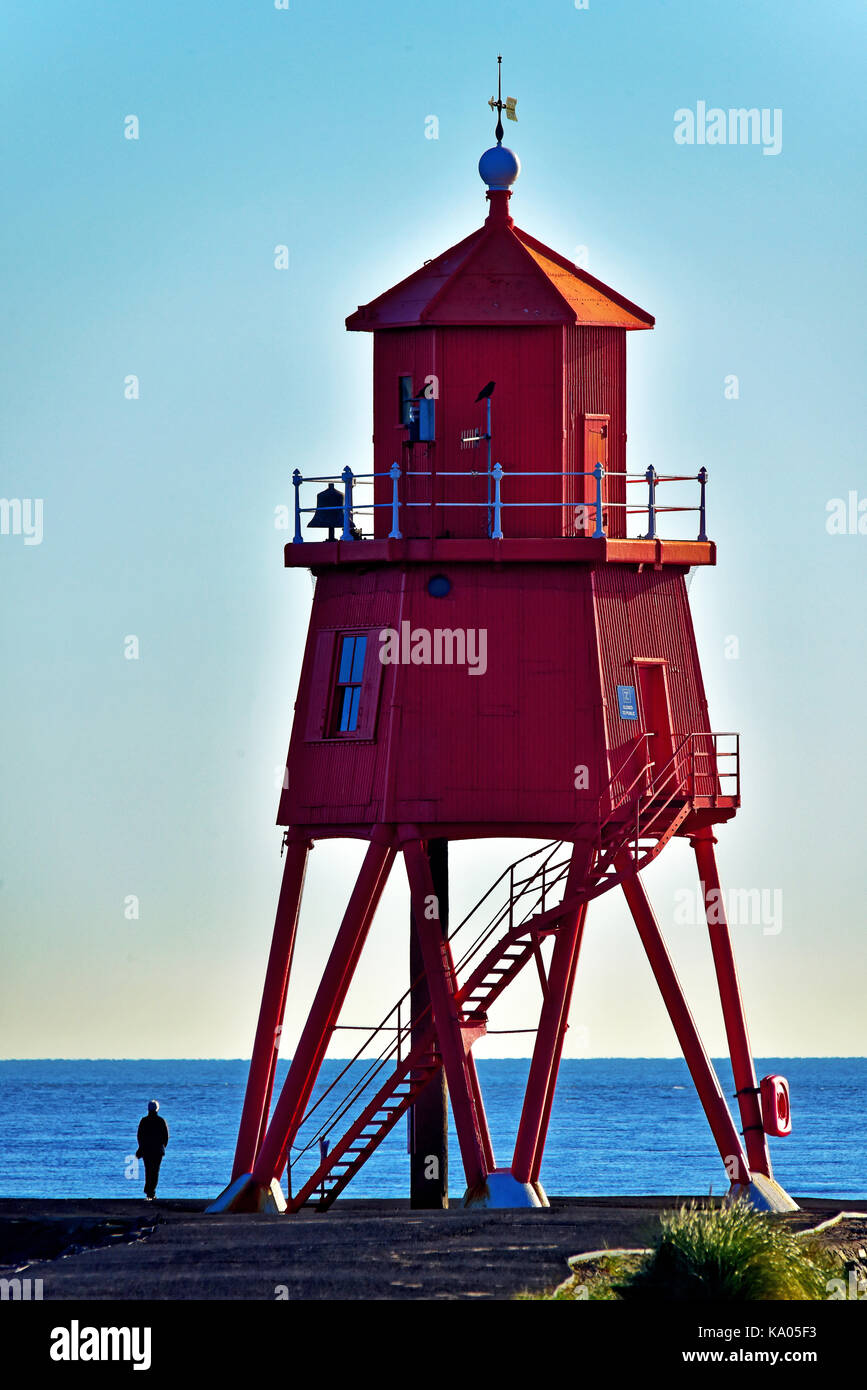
329, 632, 368, 736
303, 627, 385, 744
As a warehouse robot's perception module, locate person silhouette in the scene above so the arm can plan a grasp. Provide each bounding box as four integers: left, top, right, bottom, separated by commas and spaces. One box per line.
136, 1100, 169, 1201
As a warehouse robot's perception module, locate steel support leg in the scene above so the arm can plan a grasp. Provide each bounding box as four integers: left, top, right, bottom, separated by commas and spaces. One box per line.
251, 831, 396, 1188
403, 838, 489, 1194
512, 843, 594, 1185
232, 836, 311, 1179
691, 829, 772, 1179
466, 1051, 496, 1172
530, 923, 584, 1187
616, 849, 751, 1185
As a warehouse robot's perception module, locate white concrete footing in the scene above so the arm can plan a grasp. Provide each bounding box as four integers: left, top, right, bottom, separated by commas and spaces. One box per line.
463, 1169, 548, 1209
205, 1174, 287, 1214
728, 1173, 800, 1212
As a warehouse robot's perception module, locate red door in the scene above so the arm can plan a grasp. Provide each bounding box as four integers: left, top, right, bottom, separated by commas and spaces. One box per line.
584, 416, 608, 535
566, 415, 609, 536
634, 661, 676, 795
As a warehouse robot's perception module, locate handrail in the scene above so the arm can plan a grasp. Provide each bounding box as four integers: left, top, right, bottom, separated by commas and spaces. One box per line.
604, 733, 655, 816
290, 460, 710, 544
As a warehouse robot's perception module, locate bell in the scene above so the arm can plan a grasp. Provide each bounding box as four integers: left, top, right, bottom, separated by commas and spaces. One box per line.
308, 484, 344, 540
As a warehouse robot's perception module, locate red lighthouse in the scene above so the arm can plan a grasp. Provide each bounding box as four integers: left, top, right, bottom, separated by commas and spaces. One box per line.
211, 71, 796, 1215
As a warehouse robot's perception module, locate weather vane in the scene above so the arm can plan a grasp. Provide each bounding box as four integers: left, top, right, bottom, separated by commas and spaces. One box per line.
488, 54, 517, 144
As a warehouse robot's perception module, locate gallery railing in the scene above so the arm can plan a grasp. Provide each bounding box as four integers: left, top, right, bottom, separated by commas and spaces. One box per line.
291, 462, 709, 543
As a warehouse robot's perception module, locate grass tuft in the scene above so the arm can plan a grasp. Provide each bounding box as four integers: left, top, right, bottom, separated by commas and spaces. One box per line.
616, 1200, 837, 1301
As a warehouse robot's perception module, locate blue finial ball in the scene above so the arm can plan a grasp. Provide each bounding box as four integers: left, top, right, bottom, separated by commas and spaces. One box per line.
478, 145, 521, 191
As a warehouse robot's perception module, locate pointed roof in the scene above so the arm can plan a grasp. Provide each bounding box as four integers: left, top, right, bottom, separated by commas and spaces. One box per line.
346, 196, 654, 332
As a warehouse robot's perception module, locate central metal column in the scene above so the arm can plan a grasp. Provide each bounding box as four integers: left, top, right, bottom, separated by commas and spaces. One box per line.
403, 837, 489, 1195
409, 837, 449, 1208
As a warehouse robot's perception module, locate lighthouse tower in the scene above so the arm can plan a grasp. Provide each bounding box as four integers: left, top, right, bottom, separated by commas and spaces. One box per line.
210, 70, 796, 1215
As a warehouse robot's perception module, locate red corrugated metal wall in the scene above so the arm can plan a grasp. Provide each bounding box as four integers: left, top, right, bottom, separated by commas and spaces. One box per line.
278, 561, 608, 829
436, 327, 562, 538
372, 326, 567, 539
591, 565, 712, 807
371, 328, 437, 540
279, 560, 712, 833
279, 569, 402, 824
562, 327, 627, 539
370, 325, 628, 541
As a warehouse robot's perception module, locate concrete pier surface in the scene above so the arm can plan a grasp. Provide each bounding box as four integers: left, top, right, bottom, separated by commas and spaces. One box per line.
2, 1196, 866, 1300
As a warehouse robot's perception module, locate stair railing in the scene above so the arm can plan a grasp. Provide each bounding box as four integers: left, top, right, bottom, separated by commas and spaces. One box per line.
289, 841, 569, 1170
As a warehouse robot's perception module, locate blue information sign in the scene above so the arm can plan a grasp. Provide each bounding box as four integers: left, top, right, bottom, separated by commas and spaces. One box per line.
617, 684, 638, 720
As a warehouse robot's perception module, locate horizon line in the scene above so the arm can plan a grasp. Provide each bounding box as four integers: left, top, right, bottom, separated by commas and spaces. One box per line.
1, 1055, 864, 1064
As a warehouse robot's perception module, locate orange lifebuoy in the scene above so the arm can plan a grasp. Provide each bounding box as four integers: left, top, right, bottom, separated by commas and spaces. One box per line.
760, 1074, 792, 1137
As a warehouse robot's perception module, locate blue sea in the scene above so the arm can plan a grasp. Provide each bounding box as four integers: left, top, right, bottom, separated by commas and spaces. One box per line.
0, 1058, 864, 1202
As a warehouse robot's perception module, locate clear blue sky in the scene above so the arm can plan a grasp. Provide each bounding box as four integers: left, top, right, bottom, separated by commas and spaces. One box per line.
1, 0, 864, 1059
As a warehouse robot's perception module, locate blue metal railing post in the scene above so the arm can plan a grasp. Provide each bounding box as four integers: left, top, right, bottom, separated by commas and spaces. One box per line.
388, 462, 402, 539
486, 396, 492, 537
645, 465, 657, 540
697, 466, 708, 541
292, 469, 303, 543
492, 462, 504, 539
341, 465, 354, 541
593, 461, 606, 538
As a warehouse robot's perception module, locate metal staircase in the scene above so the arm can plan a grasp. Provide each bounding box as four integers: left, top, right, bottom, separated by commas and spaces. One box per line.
284, 732, 734, 1209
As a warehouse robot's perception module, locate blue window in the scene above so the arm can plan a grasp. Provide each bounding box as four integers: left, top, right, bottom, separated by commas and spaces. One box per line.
331, 634, 368, 733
